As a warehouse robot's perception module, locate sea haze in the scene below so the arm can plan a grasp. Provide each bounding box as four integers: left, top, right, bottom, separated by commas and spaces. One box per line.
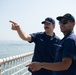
0, 40, 34, 59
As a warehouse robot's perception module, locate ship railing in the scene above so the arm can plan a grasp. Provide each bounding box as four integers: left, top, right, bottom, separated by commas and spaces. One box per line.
0, 52, 33, 75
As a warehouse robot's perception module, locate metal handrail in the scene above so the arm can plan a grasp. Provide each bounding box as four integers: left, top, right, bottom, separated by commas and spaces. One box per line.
0, 52, 33, 75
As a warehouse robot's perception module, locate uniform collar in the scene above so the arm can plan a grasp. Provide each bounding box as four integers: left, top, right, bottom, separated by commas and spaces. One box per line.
44, 32, 54, 36
44, 32, 56, 40
61, 30, 74, 41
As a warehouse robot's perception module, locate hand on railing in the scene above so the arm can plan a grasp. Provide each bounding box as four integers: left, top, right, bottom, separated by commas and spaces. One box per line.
26, 62, 42, 72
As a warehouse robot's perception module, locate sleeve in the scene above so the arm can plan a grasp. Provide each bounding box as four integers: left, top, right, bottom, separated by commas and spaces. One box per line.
62, 39, 76, 59
28, 33, 37, 43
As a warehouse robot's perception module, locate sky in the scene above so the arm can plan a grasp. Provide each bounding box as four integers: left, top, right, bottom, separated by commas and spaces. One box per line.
0, 0, 76, 41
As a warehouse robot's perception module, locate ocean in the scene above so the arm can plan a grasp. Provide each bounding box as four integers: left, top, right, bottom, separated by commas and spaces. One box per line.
0, 40, 34, 59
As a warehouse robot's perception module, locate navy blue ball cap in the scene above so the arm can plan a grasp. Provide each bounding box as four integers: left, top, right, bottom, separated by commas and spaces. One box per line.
56, 13, 75, 22
42, 17, 55, 24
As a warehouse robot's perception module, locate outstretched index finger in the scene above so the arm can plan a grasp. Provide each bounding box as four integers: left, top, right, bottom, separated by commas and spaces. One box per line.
9, 20, 17, 24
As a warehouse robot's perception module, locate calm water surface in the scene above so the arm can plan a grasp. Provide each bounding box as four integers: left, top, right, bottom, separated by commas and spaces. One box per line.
0, 40, 34, 59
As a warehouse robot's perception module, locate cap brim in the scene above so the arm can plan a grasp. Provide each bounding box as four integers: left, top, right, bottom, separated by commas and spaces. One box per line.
56, 16, 64, 21
56, 16, 70, 21
42, 21, 51, 24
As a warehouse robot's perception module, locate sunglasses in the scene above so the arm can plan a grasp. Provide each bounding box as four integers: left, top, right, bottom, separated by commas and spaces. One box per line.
59, 20, 68, 25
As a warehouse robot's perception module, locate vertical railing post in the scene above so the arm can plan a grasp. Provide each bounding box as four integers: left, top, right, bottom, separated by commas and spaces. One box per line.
0, 59, 3, 75
0, 65, 1, 75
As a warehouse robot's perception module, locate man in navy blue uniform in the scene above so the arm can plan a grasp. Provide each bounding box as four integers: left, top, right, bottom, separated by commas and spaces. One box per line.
9, 17, 60, 75
26, 13, 76, 75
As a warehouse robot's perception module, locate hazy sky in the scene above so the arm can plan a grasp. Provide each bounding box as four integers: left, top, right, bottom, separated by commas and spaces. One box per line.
0, 0, 76, 41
